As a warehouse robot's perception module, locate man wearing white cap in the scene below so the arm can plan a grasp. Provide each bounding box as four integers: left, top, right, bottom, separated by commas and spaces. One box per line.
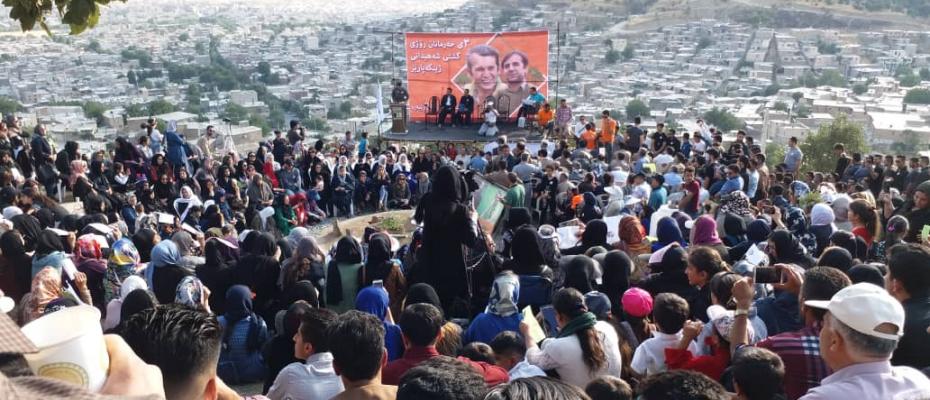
799, 283, 930, 400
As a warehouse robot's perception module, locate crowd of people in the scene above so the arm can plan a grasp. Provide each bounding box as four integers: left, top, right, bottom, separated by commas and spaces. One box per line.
0, 109, 929, 400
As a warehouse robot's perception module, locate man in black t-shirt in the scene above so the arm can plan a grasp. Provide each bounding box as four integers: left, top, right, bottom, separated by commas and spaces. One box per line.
626, 116, 643, 152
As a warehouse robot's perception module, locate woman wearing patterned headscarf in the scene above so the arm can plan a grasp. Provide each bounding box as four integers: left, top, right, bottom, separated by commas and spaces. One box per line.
615, 216, 651, 260
463, 271, 522, 345
74, 234, 107, 314
105, 238, 141, 304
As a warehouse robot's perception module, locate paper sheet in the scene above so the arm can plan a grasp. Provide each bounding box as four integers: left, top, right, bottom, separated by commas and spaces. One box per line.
604, 215, 622, 244
522, 306, 546, 344
557, 226, 580, 249
922, 225, 930, 242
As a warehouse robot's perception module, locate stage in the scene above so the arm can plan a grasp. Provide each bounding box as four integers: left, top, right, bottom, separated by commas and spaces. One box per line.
380, 120, 542, 144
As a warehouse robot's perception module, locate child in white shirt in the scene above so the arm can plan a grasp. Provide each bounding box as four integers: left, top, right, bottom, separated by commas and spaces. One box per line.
631, 293, 698, 375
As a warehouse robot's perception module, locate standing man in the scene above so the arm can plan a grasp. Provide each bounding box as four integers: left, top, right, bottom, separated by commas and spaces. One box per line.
784, 136, 803, 174
652, 123, 668, 155
286, 120, 303, 146
438, 87, 456, 128
555, 99, 573, 140
464, 45, 502, 107
626, 116, 643, 152
598, 110, 618, 164
391, 80, 409, 104
197, 125, 216, 162
456, 89, 475, 126
885, 243, 930, 369
498, 50, 531, 116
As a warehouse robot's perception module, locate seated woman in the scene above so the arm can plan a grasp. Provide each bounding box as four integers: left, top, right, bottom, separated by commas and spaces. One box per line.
355, 286, 405, 361
324, 236, 364, 314
388, 174, 411, 209
218, 285, 271, 384
523, 287, 623, 389
464, 271, 522, 345
501, 226, 553, 280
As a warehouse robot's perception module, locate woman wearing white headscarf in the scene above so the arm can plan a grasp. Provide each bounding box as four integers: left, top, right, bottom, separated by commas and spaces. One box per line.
462, 271, 522, 345
808, 203, 837, 257
173, 185, 202, 223
103, 275, 147, 331
832, 195, 853, 232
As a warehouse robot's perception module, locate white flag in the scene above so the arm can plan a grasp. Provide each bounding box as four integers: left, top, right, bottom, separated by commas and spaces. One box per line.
374, 82, 385, 122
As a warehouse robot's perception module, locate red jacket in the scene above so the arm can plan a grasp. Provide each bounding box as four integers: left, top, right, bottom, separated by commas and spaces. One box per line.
382, 345, 509, 387
664, 339, 731, 382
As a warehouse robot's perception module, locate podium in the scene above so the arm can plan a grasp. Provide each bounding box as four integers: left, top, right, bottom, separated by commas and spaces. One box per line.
391, 104, 407, 133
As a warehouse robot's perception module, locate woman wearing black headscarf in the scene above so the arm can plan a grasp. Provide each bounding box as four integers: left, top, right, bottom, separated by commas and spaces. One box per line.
413, 165, 479, 316
562, 256, 597, 294
502, 226, 553, 279
578, 192, 602, 223
359, 234, 406, 318
829, 230, 869, 262
561, 219, 609, 256
767, 230, 816, 269
728, 219, 772, 262
325, 235, 363, 314
817, 247, 854, 274
500, 207, 532, 258
262, 301, 313, 393
217, 285, 270, 384
197, 239, 235, 315
0, 230, 31, 302
233, 232, 281, 326
598, 250, 632, 318
11, 214, 42, 253
116, 288, 157, 332
132, 228, 160, 263
639, 244, 697, 302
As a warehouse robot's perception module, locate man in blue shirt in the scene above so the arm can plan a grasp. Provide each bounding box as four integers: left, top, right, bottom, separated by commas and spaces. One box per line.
718, 164, 744, 198
516, 87, 545, 120
784, 136, 803, 173
468, 149, 489, 172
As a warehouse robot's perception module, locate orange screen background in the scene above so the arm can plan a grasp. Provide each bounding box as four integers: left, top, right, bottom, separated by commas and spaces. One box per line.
404, 30, 549, 121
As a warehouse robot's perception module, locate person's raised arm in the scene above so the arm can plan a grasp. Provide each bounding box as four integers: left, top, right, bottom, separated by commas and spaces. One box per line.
675, 320, 704, 350
729, 277, 755, 355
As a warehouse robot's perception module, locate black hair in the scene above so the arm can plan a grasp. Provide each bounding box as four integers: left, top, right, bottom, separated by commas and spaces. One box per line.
397, 356, 487, 400
328, 310, 385, 381
652, 293, 689, 334
489, 331, 526, 359
486, 377, 593, 400
887, 243, 930, 298
817, 247, 854, 274
801, 267, 852, 321
299, 307, 337, 353
459, 342, 495, 364
120, 305, 222, 399
585, 376, 633, 400
638, 370, 729, 400
399, 303, 444, 347
553, 288, 607, 372
709, 272, 741, 309
731, 347, 786, 400
687, 246, 729, 278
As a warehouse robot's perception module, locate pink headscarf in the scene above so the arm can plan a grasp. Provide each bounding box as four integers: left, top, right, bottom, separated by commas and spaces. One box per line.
69, 160, 87, 187
691, 215, 723, 246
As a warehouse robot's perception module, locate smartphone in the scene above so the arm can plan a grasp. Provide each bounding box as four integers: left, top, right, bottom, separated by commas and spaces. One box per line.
754, 266, 781, 284
762, 206, 776, 214
373, 279, 384, 289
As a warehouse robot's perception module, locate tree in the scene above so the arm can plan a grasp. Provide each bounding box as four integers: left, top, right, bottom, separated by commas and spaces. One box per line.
303, 116, 329, 132
223, 103, 250, 122
852, 83, 868, 95
795, 104, 811, 118
81, 101, 107, 126
763, 84, 781, 96
905, 89, 930, 104
921, 67, 930, 81
5, 0, 121, 35
703, 107, 744, 133
127, 69, 137, 85
86, 39, 102, 53
621, 43, 634, 61
891, 130, 922, 153
799, 114, 868, 174
818, 70, 847, 87
121, 47, 152, 68
697, 36, 713, 51
178, 32, 189, 42
899, 74, 921, 87
625, 99, 650, 120
124, 103, 146, 117
791, 92, 804, 103
0, 97, 23, 116
605, 49, 621, 64
773, 101, 789, 112
817, 40, 840, 55
339, 101, 352, 116
146, 99, 176, 116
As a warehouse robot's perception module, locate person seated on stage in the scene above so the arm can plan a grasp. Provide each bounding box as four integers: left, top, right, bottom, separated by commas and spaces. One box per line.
455, 89, 476, 126
479, 107, 500, 137
392, 80, 409, 104
438, 87, 457, 128
517, 87, 545, 120
536, 103, 554, 138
